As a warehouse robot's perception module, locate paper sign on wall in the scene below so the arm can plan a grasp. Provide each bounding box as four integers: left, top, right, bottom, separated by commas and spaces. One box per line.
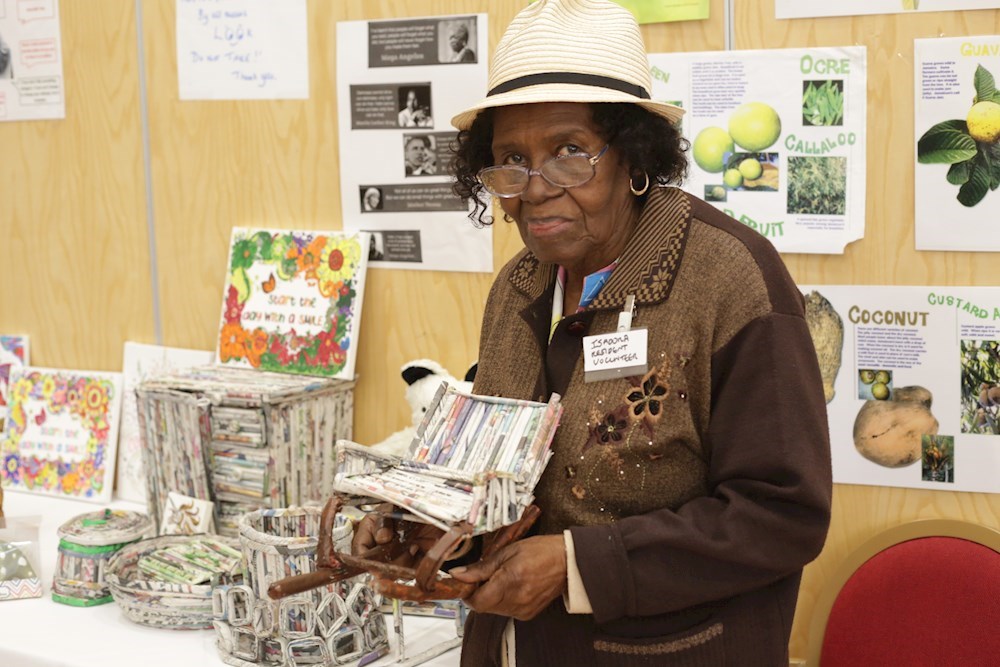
337, 14, 492, 273
649, 46, 867, 254
914, 35, 1000, 251
777, 0, 1000, 20
0, 0, 66, 122
801, 285, 1000, 494
176, 0, 308, 100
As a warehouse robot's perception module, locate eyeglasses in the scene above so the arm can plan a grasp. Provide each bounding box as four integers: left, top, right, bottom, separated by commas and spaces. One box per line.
477, 144, 609, 198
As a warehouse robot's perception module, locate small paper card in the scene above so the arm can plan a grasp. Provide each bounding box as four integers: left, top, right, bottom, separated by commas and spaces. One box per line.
215, 228, 370, 380
1, 368, 123, 503
160, 492, 215, 536
117, 343, 214, 503
583, 328, 648, 382
0, 335, 29, 435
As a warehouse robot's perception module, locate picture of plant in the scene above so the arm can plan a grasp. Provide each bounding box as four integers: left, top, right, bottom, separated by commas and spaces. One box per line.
857, 369, 892, 401
921, 434, 954, 483
720, 152, 779, 192
802, 80, 844, 126
959, 339, 1000, 435
917, 64, 1000, 207
692, 102, 782, 173
704, 184, 727, 202
787, 156, 847, 215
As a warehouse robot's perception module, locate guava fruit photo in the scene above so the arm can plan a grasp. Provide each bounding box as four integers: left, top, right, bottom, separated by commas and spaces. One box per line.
917, 64, 1000, 207
728, 102, 782, 152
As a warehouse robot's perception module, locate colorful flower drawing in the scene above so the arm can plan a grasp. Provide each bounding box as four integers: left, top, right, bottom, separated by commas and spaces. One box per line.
0, 335, 29, 434
216, 229, 369, 379
0, 369, 122, 503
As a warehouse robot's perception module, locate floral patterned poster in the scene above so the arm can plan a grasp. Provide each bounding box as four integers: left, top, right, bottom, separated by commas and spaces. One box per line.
1, 368, 123, 503
0, 335, 29, 434
216, 228, 370, 380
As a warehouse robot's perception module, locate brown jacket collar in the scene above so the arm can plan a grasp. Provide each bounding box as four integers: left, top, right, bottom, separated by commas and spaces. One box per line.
507, 186, 693, 311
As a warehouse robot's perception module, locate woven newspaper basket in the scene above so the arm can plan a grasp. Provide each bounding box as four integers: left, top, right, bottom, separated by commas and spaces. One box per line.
106, 534, 242, 629
214, 506, 388, 667
269, 383, 561, 603
136, 366, 355, 537
53, 509, 155, 607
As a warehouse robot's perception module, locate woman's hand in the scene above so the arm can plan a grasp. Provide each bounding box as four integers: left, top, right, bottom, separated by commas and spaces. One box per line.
449, 534, 567, 621
351, 507, 445, 568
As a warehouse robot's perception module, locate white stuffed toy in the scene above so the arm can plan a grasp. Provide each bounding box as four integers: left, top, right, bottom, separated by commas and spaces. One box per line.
371, 359, 477, 458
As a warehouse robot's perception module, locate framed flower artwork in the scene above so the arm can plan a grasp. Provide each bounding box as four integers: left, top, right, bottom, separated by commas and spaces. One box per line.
1, 368, 123, 503
215, 228, 370, 380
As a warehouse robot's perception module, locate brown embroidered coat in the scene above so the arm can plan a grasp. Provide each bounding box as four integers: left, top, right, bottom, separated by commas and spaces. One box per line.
462, 187, 832, 666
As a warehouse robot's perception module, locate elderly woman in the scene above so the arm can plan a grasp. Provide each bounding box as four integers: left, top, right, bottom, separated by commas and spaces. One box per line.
358, 1, 832, 665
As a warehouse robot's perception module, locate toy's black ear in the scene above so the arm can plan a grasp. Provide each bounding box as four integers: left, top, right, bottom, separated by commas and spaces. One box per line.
464, 363, 478, 383
402, 365, 435, 386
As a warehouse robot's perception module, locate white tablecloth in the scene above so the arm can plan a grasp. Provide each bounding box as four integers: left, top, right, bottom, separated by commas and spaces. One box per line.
0, 491, 461, 667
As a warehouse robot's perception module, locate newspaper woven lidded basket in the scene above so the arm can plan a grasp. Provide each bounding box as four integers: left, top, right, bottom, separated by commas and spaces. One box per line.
136, 366, 354, 536
213, 507, 388, 667
106, 534, 242, 629
53, 509, 154, 607
335, 382, 563, 534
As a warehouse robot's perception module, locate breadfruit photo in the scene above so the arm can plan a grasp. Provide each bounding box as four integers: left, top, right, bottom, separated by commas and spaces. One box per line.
803, 290, 843, 404
853, 386, 939, 467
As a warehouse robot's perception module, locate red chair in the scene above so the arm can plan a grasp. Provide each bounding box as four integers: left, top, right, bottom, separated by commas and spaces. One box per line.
807, 519, 1000, 666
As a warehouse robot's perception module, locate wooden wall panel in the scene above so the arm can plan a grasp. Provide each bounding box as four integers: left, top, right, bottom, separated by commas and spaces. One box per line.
734, 2, 1000, 660
0, 0, 152, 370
141, 0, 724, 445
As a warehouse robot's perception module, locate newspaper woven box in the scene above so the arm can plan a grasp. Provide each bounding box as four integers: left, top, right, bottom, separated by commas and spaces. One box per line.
136, 366, 354, 536
214, 507, 388, 666
334, 382, 562, 534
106, 534, 242, 629
53, 509, 154, 606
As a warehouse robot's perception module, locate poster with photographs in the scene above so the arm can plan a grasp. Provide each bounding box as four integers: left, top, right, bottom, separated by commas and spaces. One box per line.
777, 0, 1000, 19
800, 284, 1000, 493
337, 14, 492, 273
914, 36, 1000, 251
0, 0, 66, 122
649, 46, 867, 254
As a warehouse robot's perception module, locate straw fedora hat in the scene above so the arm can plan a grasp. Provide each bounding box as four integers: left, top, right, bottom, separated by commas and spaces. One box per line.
450, 0, 684, 130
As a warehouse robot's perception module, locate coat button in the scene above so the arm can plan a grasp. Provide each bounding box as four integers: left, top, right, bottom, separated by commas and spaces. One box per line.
567, 321, 586, 335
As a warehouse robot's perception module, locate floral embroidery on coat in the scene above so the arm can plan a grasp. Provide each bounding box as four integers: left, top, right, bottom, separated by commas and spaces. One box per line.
623, 361, 673, 436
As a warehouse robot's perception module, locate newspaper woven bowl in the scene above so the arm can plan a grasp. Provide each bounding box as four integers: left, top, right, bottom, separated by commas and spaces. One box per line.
106, 534, 242, 630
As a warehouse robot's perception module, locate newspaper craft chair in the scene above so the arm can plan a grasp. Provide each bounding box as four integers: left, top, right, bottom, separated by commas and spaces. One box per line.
269, 382, 561, 603
806, 519, 1000, 666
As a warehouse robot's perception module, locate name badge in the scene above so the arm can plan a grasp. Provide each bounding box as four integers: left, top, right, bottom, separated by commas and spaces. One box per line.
583, 328, 648, 383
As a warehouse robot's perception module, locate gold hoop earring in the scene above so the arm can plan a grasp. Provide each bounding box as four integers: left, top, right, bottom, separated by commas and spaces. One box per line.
503, 213, 514, 223
629, 172, 650, 196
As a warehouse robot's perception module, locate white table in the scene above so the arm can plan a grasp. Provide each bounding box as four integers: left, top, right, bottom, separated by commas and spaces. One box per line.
0, 491, 461, 667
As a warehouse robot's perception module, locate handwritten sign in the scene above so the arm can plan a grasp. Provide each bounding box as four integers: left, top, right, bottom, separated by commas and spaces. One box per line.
583, 328, 648, 382
176, 0, 308, 100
